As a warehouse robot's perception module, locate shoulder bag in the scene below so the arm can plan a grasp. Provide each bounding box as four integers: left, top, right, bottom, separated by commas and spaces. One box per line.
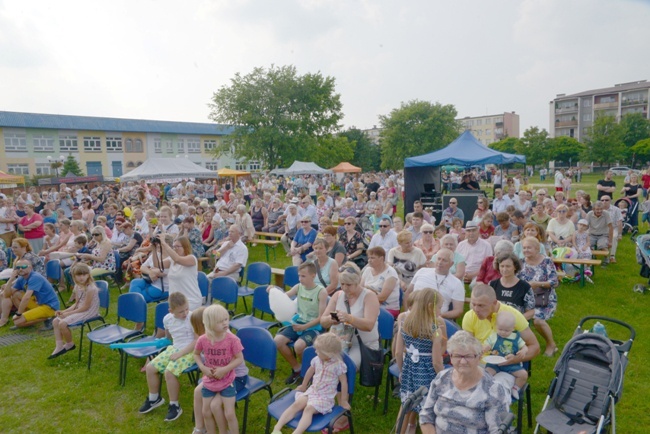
344, 294, 384, 387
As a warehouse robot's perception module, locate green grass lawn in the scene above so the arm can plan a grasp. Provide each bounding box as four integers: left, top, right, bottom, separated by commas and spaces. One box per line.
1, 172, 648, 433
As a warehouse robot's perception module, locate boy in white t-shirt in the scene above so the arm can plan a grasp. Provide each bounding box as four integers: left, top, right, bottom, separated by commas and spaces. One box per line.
139, 292, 198, 422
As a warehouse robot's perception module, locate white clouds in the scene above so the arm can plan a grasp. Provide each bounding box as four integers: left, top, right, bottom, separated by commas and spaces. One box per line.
0, 0, 649, 134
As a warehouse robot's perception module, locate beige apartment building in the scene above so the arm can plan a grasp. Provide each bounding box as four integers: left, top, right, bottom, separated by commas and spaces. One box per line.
457, 112, 520, 146
549, 80, 650, 141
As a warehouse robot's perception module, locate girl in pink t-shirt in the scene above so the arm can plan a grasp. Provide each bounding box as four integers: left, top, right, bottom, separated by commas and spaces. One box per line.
194, 305, 244, 434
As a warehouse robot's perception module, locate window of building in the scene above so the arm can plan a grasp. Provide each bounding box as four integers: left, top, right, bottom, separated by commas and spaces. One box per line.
249, 161, 260, 171
187, 139, 201, 153
83, 136, 102, 152
134, 139, 143, 152
127, 161, 135, 168
204, 139, 216, 152
583, 114, 592, 122
7, 163, 29, 175
125, 139, 133, 152
582, 99, 592, 107
32, 135, 55, 152
165, 140, 173, 153
35, 163, 54, 176
485, 129, 491, 135
154, 138, 162, 153
177, 139, 185, 153
106, 136, 123, 153
235, 161, 247, 171
4, 132, 27, 152
205, 162, 219, 170
476, 119, 482, 126
60, 135, 78, 152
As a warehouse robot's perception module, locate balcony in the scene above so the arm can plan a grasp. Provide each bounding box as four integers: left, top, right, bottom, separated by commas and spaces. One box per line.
622, 99, 647, 107
556, 120, 578, 127
594, 101, 619, 110
555, 104, 578, 114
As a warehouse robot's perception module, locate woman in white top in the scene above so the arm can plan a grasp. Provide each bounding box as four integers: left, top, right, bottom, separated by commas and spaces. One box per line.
360, 246, 400, 318
308, 239, 339, 296
546, 204, 575, 248
158, 235, 202, 310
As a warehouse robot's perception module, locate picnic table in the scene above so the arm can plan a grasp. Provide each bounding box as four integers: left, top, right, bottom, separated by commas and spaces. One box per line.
552, 257, 601, 287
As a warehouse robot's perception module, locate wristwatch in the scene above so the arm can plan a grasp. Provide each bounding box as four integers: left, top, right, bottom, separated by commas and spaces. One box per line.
15, 312, 22, 316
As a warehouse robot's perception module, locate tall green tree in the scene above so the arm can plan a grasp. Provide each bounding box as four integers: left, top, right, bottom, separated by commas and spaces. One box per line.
630, 138, 650, 166
518, 127, 549, 168
546, 136, 585, 165
208, 65, 343, 169
339, 128, 381, 172
488, 137, 521, 154
584, 115, 625, 165
62, 155, 84, 176
620, 113, 650, 166
312, 135, 355, 169
379, 100, 460, 170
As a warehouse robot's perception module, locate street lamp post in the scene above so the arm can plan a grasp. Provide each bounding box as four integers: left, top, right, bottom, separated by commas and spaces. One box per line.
47, 155, 65, 177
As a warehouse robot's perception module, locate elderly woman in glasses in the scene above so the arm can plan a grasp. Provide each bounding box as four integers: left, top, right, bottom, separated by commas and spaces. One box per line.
321, 262, 380, 368
75, 225, 116, 278
546, 204, 575, 248
339, 216, 365, 267
419, 331, 509, 434
414, 223, 440, 262
289, 216, 318, 266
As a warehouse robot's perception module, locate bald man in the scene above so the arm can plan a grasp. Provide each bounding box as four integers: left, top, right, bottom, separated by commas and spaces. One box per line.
462, 284, 539, 364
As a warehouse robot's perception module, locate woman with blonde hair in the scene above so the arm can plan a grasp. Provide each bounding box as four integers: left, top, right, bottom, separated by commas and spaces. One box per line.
76, 225, 116, 278
395, 288, 445, 433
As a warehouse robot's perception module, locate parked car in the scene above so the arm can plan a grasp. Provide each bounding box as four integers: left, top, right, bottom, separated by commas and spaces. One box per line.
610, 166, 641, 176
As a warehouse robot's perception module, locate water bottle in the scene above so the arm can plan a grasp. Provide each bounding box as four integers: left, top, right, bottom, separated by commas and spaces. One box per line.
591, 321, 608, 337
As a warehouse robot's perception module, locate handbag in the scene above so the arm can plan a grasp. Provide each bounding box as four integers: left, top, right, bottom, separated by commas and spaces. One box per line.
534, 287, 550, 307
344, 295, 384, 387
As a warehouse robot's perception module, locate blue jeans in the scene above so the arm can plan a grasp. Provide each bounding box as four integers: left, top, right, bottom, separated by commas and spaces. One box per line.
129, 278, 166, 302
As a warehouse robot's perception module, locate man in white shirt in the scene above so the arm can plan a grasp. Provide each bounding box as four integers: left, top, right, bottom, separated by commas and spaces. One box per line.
456, 221, 493, 283
368, 218, 398, 252
491, 188, 511, 215
208, 226, 248, 282
554, 169, 564, 192
132, 207, 149, 236
406, 248, 465, 319
0, 197, 17, 247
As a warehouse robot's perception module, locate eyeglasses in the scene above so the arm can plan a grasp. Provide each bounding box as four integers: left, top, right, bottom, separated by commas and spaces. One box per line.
92, 233, 102, 237
423, 231, 434, 234
449, 201, 457, 204
450, 354, 479, 361
379, 225, 390, 228
601, 199, 611, 201
15, 265, 29, 270
344, 222, 354, 225
339, 266, 359, 274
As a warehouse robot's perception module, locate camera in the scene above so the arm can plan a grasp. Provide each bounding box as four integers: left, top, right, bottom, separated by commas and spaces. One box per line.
151, 235, 161, 244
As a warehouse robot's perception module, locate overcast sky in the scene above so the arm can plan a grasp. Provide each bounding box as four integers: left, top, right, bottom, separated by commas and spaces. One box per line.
1, 0, 649, 135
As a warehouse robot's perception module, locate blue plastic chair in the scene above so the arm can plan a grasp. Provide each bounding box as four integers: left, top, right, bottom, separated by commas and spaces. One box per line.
210, 276, 239, 314
283, 265, 299, 290
85, 292, 147, 373
236, 327, 277, 434
265, 346, 356, 433
46, 258, 67, 309
230, 286, 281, 332
118, 302, 169, 386
197, 271, 209, 305
68, 280, 110, 362
239, 262, 272, 312
372, 308, 395, 409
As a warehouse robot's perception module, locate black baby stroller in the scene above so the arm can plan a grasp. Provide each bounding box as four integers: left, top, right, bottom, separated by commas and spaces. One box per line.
633, 234, 650, 294
535, 316, 635, 434
613, 197, 638, 239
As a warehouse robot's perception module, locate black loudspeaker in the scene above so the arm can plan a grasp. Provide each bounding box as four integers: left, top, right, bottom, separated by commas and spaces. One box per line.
423, 183, 436, 193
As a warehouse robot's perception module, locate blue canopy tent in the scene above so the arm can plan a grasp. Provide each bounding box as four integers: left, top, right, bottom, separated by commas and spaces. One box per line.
403, 130, 526, 215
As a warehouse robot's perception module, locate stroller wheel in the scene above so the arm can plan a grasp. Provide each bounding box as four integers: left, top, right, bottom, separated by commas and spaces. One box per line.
633, 284, 647, 294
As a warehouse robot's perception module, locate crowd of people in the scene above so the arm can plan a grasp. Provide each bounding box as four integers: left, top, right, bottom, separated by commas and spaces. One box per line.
0, 165, 643, 433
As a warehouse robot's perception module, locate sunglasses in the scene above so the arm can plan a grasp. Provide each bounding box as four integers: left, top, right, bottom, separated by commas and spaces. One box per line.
15, 265, 29, 270
92, 233, 102, 236
338, 266, 358, 274
379, 225, 390, 228
422, 231, 434, 234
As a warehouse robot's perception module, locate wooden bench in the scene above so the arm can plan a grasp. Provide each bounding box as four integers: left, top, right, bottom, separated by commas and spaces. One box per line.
255, 231, 283, 239
249, 239, 281, 262
271, 267, 285, 288
592, 250, 609, 258
197, 256, 211, 271
552, 257, 601, 287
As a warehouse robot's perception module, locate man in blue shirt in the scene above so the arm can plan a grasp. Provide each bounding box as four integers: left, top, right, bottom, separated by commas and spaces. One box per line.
0, 259, 60, 328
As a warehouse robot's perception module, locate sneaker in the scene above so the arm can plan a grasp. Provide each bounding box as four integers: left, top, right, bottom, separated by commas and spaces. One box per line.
511, 386, 520, 401
284, 370, 301, 385
139, 396, 165, 414
39, 318, 54, 331
164, 404, 183, 422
